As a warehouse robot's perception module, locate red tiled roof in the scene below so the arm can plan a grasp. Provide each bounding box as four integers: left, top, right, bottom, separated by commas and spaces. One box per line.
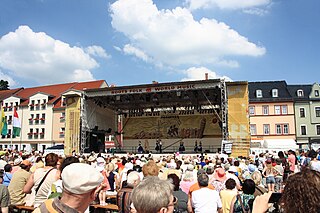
0, 88, 24, 102
16, 82, 76, 106
14, 80, 107, 107
71, 80, 107, 90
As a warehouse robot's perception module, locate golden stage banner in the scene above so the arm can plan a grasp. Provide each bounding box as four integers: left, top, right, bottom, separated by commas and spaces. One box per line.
227, 82, 251, 157
64, 97, 81, 155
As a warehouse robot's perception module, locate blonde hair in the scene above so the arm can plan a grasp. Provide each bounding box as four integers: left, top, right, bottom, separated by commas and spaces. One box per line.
106, 163, 115, 172
142, 160, 159, 177
251, 171, 262, 185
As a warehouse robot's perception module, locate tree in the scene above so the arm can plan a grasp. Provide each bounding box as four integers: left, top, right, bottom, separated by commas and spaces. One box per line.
0, 80, 9, 90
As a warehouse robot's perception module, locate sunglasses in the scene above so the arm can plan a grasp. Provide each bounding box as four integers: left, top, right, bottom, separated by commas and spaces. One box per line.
168, 196, 178, 207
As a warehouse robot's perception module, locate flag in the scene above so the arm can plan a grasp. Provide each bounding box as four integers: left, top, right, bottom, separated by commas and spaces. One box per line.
13, 107, 21, 137
1, 108, 8, 136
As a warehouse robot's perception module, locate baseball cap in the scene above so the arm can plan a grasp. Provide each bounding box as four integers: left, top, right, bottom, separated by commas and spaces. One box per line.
62, 163, 103, 194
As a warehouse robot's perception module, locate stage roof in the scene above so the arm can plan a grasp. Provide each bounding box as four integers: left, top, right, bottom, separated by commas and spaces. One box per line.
84, 79, 223, 111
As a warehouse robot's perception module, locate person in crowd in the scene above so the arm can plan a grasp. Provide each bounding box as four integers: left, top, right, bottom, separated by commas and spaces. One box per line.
142, 160, 159, 178
11, 158, 22, 174
131, 176, 175, 213
34, 163, 104, 213
226, 166, 241, 191
274, 158, 284, 192
117, 171, 140, 213
262, 159, 277, 192
47, 156, 79, 199
106, 162, 118, 191
23, 153, 59, 207
167, 173, 189, 213
188, 169, 215, 201
210, 167, 227, 192
309, 149, 320, 172
229, 179, 255, 213
30, 156, 44, 173
251, 171, 267, 198
0, 175, 10, 213
180, 171, 195, 194
278, 151, 290, 182
190, 173, 222, 213
287, 150, 297, 174
96, 157, 111, 205
8, 160, 32, 205
252, 169, 320, 213
3, 164, 12, 187
219, 178, 237, 213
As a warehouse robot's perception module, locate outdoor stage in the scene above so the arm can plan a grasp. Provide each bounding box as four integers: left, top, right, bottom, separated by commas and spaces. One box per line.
63, 79, 251, 157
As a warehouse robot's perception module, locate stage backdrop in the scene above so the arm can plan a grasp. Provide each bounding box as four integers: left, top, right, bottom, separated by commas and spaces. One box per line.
123, 111, 222, 140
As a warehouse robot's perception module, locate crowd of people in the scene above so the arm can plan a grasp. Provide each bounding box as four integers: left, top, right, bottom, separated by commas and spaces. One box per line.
0, 148, 319, 212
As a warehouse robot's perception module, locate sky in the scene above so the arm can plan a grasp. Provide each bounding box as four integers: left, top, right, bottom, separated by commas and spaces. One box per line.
0, 0, 320, 88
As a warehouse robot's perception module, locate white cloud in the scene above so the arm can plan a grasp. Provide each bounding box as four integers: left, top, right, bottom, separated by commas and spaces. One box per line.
181, 67, 232, 81
123, 44, 152, 63
85, 45, 110, 59
0, 70, 17, 87
0, 25, 99, 85
110, 0, 265, 68
186, 0, 271, 11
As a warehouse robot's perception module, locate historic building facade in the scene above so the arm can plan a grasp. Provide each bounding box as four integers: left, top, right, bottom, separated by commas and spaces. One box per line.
0, 80, 107, 152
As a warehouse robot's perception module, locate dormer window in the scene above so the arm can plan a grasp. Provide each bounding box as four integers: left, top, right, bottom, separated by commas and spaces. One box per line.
272, 89, 278, 98
297, 89, 304, 97
256, 90, 262, 98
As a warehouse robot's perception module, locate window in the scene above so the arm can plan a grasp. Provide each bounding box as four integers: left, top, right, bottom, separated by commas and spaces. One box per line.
249, 106, 255, 115
30, 100, 35, 111
316, 107, 320, 117
272, 89, 278, 97
283, 124, 289, 134
256, 90, 262, 98
250, 124, 257, 135
276, 124, 282, 134
282, 105, 288, 114
41, 113, 46, 124
263, 124, 270, 135
8, 115, 12, 125
4, 103, 8, 111
315, 90, 319, 97
262, 105, 269, 115
300, 108, 305, 117
275, 106, 281, 115
301, 125, 307, 135
297, 90, 304, 97
8, 102, 13, 111
316, 125, 320, 135
15, 102, 19, 107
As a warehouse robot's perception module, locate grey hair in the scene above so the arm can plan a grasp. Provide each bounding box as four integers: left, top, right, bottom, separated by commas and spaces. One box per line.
132, 176, 174, 213
127, 171, 140, 185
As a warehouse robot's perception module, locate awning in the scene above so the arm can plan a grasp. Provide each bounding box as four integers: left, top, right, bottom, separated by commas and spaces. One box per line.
263, 139, 298, 150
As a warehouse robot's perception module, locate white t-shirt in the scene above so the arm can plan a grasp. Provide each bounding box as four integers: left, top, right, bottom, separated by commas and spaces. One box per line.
192, 187, 222, 213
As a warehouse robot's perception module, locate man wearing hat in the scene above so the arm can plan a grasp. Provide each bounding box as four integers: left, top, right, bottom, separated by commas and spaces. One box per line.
8, 160, 32, 205
34, 163, 103, 213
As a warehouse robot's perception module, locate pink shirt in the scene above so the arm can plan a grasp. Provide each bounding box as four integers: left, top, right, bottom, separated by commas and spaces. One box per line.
180, 180, 195, 194
288, 154, 296, 172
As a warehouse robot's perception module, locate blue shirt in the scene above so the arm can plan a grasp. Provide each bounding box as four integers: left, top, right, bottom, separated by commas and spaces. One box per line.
3, 172, 12, 187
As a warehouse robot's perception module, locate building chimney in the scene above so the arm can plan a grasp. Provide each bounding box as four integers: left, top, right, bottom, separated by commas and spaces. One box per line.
205, 73, 208, 80
152, 81, 158, 84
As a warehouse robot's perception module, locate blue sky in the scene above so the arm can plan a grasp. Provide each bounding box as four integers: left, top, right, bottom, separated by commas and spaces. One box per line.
0, 0, 319, 88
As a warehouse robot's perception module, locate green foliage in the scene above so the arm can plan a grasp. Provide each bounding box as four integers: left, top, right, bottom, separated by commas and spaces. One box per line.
0, 80, 9, 90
